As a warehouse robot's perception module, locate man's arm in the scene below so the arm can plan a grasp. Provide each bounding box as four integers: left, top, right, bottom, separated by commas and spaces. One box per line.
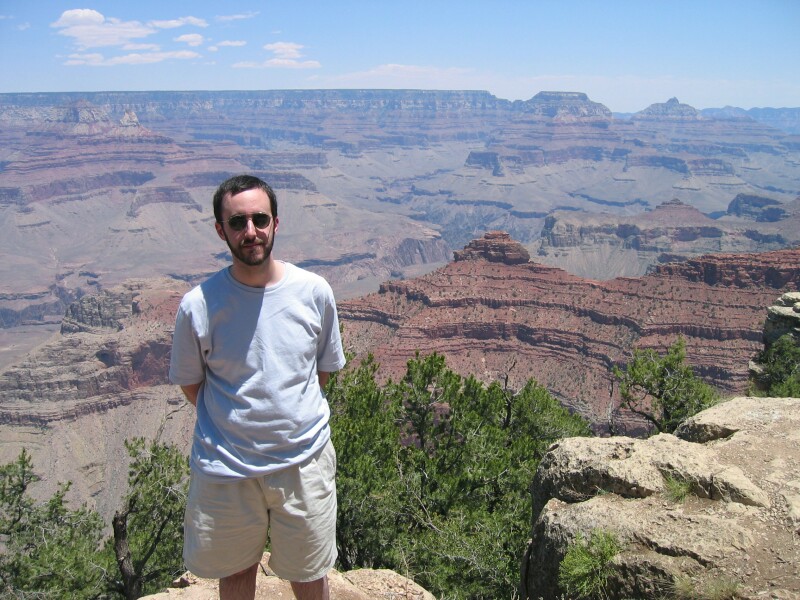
180, 382, 203, 407
318, 371, 331, 389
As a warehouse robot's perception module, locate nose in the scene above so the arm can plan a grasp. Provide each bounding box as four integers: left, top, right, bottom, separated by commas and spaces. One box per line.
243, 217, 257, 236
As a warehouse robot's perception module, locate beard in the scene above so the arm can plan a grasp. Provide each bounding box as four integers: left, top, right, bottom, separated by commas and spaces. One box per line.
223, 230, 274, 266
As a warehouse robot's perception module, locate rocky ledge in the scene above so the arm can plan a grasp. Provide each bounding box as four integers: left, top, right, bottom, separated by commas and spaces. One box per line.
522, 396, 800, 599
142, 552, 434, 600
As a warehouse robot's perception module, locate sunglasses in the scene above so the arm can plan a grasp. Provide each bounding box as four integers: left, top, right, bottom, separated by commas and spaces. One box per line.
224, 212, 272, 231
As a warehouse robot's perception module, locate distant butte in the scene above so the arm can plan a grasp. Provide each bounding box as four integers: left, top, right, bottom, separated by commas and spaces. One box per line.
453, 230, 531, 264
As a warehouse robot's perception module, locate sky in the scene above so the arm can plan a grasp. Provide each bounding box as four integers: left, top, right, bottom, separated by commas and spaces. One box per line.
0, 1, 798, 113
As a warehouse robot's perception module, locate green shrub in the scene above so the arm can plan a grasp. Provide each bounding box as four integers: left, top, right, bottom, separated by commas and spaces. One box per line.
662, 474, 692, 503
558, 529, 622, 599
752, 333, 800, 397
0, 450, 107, 599
329, 352, 593, 600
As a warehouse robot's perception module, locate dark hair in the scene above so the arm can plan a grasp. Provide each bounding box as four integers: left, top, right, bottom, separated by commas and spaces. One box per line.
212, 174, 277, 222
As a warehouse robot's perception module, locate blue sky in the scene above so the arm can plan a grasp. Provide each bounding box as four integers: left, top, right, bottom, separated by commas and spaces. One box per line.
1, 1, 798, 113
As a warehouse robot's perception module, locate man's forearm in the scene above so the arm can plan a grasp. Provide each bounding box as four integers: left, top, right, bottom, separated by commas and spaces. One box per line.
318, 371, 330, 388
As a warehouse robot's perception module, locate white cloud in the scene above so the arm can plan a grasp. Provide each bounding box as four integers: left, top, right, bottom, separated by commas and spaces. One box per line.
17, 22, 30, 31
210, 40, 245, 53
264, 42, 304, 59
236, 42, 321, 69
64, 53, 105, 66
175, 33, 204, 47
51, 9, 156, 49
63, 50, 200, 67
216, 12, 259, 22
150, 16, 208, 29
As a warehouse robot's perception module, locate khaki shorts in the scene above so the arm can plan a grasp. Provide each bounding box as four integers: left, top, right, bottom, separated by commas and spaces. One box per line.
183, 439, 337, 582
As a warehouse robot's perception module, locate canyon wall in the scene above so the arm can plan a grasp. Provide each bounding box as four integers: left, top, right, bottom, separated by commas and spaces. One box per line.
339, 232, 800, 433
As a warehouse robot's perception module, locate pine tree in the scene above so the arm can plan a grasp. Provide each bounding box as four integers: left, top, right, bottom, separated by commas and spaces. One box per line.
613, 337, 719, 434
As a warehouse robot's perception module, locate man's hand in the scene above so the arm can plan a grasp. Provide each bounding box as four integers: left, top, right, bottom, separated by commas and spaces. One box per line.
180, 383, 203, 406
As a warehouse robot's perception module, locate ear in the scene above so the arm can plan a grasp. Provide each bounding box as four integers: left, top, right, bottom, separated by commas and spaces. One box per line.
273, 216, 279, 234
215, 221, 226, 241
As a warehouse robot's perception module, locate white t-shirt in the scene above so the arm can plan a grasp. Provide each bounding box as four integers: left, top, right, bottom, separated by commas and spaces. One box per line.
169, 262, 346, 481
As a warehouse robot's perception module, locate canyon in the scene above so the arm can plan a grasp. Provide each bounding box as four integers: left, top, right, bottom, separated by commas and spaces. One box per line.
1, 90, 799, 349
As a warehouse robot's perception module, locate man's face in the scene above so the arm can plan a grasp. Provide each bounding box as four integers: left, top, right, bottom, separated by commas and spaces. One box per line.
215, 188, 278, 267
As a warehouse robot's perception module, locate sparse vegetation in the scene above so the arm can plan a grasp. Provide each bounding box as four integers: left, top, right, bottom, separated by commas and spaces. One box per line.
669, 574, 697, 599
662, 474, 693, 503
558, 529, 622, 599
669, 574, 740, 600
703, 576, 740, 600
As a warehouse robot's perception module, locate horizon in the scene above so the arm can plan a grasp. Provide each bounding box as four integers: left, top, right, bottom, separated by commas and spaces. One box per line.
0, 1, 798, 114
1, 87, 796, 116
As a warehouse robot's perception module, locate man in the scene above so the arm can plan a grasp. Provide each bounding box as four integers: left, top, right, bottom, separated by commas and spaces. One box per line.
169, 174, 346, 600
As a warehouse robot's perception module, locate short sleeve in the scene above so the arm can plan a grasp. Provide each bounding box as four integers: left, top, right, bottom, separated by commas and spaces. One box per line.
316, 284, 347, 373
169, 302, 207, 386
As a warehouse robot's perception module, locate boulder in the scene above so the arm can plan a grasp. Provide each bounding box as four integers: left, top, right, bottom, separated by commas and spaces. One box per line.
763, 291, 800, 345
522, 396, 800, 599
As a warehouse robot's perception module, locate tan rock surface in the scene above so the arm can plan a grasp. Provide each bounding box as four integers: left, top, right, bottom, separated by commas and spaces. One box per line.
142, 553, 434, 600
522, 397, 800, 599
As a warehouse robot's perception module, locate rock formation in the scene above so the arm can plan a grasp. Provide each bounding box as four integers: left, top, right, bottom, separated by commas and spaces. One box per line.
141, 553, 434, 600
521, 396, 800, 599
727, 193, 787, 222
339, 232, 800, 433
453, 230, 531, 264
762, 291, 800, 345
633, 97, 703, 120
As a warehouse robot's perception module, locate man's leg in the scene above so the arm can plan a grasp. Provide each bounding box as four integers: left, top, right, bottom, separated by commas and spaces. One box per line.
290, 575, 329, 600
219, 562, 259, 600
266, 441, 337, 597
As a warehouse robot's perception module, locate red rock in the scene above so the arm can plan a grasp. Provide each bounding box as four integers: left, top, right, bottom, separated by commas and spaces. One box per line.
340, 232, 800, 434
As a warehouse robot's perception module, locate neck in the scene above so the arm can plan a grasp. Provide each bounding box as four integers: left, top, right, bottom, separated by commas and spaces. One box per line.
229, 258, 284, 288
